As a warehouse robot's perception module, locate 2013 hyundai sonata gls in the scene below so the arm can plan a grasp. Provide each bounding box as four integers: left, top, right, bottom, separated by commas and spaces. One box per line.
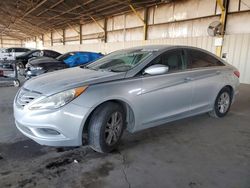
14, 45, 240, 153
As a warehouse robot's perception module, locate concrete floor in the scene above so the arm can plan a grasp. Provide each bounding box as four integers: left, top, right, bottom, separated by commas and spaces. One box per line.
0, 81, 249, 188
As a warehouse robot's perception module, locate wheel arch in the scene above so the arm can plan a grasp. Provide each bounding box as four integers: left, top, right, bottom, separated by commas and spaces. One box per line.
81, 99, 135, 143
213, 84, 234, 105
223, 85, 234, 99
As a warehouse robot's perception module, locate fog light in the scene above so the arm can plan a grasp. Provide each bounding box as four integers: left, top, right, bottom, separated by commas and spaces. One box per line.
39, 128, 60, 135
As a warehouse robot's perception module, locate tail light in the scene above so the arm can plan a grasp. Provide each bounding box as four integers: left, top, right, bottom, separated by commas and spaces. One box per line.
234, 70, 240, 78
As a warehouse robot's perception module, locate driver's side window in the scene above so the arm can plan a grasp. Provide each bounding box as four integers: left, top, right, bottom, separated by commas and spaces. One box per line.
150, 50, 185, 73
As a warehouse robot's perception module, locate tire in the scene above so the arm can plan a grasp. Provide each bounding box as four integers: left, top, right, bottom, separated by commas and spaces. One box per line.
209, 87, 232, 118
88, 102, 125, 153
17, 62, 24, 69
13, 80, 20, 87
16, 62, 24, 76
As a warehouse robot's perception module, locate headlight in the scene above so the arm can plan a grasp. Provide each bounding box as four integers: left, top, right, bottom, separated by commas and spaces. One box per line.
29, 86, 88, 110
30, 66, 43, 70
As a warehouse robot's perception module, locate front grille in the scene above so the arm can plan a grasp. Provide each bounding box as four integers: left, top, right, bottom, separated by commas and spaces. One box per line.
16, 88, 41, 108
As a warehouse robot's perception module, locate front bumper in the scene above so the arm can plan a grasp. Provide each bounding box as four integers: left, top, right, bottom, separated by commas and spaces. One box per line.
14, 100, 91, 147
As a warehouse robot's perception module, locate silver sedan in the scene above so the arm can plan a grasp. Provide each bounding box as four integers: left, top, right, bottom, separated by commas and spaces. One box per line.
13, 45, 240, 153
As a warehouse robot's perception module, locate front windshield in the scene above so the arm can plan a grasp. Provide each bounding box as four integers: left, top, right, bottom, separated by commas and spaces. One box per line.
56, 52, 75, 61
86, 49, 152, 72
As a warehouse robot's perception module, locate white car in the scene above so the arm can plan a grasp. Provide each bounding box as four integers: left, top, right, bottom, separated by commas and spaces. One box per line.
14, 45, 240, 153
0, 48, 31, 61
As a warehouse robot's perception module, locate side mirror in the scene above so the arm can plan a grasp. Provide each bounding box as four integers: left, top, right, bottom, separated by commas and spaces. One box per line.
144, 64, 169, 75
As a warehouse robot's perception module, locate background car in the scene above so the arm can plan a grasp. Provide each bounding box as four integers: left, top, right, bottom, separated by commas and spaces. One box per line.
14, 45, 240, 153
0, 47, 31, 61
25, 51, 103, 79
15, 49, 61, 70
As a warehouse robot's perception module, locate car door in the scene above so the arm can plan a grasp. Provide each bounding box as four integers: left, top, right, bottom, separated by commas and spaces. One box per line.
185, 49, 225, 113
135, 49, 193, 131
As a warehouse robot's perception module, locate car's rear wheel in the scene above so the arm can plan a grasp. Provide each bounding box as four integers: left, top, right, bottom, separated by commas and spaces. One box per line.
88, 102, 125, 153
209, 87, 232, 118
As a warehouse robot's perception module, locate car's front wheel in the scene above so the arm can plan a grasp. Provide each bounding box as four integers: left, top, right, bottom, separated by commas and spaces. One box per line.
16, 62, 24, 75
88, 102, 125, 153
209, 87, 232, 118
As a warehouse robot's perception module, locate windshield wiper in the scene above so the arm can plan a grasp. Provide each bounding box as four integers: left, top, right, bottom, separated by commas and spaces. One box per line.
80, 65, 98, 71
80, 65, 87, 68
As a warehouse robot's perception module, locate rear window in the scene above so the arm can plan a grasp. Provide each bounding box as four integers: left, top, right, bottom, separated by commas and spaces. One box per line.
187, 49, 224, 69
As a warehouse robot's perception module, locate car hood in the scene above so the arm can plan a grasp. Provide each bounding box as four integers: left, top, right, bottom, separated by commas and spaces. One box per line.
23, 67, 126, 95
29, 57, 59, 65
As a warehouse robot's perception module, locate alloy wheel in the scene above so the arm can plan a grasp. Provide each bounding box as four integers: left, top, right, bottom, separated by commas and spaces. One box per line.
105, 111, 123, 146
218, 92, 230, 113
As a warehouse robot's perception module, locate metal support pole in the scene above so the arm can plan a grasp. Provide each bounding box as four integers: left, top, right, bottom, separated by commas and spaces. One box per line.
79, 24, 82, 44
1, 37, 3, 48
35, 36, 37, 48
129, 4, 148, 40
62, 29, 65, 45
104, 17, 107, 43
51, 32, 53, 46
144, 7, 148, 40
42, 34, 44, 47
89, 16, 107, 42
216, 0, 229, 57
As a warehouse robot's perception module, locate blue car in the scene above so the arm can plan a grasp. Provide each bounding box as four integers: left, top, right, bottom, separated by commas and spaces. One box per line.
25, 51, 103, 79
63, 52, 103, 67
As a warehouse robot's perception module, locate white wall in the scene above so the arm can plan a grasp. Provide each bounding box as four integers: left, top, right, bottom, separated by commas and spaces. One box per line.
1, 37, 22, 48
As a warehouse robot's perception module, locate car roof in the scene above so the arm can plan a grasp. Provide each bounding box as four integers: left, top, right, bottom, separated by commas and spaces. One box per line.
70, 51, 100, 53
118, 45, 216, 55
6, 47, 30, 50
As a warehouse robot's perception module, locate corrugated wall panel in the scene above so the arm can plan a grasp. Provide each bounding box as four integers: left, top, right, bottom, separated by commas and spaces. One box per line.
222, 34, 250, 84
47, 33, 250, 84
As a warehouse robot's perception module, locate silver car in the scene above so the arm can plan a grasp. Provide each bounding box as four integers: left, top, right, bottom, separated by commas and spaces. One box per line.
14, 45, 240, 153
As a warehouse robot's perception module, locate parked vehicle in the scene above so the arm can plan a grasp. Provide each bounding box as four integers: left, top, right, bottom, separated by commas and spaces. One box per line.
25, 51, 103, 79
14, 45, 240, 153
15, 49, 61, 69
0, 47, 31, 61
0, 48, 5, 52
0, 61, 20, 87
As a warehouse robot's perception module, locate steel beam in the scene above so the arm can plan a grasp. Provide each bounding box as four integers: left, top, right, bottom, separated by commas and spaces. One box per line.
104, 17, 107, 43
144, 7, 149, 41
51, 32, 53, 46
42, 34, 44, 47
62, 29, 65, 45
129, 4, 148, 40
67, 23, 80, 34
216, 0, 229, 57
21, 0, 48, 20
90, 16, 105, 31
80, 24, 82, 44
